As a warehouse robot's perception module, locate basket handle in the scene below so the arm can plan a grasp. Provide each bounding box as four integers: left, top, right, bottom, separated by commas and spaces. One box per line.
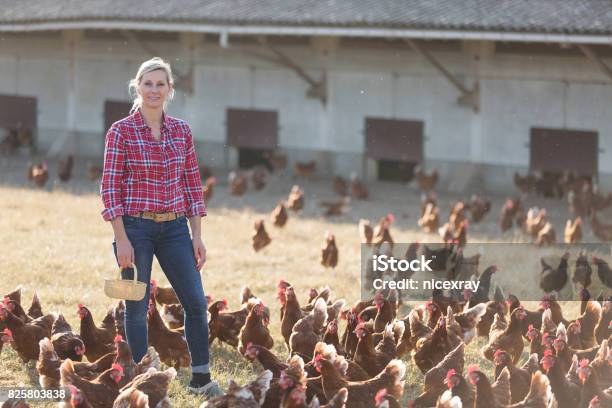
119, 263, 139, 283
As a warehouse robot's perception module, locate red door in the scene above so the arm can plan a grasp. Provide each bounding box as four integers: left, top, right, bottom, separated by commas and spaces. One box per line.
530, 127, 598, 176
365, 117, 424, 181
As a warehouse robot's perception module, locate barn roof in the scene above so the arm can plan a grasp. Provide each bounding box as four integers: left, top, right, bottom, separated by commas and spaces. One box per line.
1, 0, 612, 41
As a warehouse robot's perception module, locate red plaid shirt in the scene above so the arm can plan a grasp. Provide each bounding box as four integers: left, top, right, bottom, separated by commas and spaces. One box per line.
100, 109, 206, 221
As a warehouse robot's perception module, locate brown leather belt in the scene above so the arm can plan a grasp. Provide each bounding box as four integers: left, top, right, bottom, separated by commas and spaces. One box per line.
133, 211, 185, 222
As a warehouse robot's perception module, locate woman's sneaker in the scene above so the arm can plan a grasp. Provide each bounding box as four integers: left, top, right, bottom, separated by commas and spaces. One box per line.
188, 380, 225, 398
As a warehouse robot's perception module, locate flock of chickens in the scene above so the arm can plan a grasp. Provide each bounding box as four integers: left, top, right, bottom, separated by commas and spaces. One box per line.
2, 248, 611, 407
0, 283, 187, 408
10, 153, 612, 407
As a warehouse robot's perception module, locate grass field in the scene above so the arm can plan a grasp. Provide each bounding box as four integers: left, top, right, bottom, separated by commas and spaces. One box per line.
0, 155, 597, 407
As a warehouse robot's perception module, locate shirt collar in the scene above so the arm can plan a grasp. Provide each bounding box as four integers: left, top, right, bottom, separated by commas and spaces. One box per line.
133, 108, 171, 130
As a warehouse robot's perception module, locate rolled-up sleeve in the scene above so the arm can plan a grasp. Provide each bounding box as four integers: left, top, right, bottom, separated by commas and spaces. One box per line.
183, 125, 207, 217
100, 124, 126, 221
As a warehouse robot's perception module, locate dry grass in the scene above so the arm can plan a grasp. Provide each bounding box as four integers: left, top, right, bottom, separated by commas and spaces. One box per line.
0, 155, 600, 407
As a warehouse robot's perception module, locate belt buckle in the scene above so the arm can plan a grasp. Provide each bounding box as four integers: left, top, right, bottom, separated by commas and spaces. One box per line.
153, 213, 164, 223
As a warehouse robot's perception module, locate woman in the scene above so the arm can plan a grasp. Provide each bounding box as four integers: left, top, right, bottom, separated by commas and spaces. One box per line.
100, 57, 223, 398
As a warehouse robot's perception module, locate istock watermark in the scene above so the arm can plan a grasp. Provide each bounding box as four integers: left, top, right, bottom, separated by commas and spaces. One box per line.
360, 242, 612, 302
371, 254, 433, 272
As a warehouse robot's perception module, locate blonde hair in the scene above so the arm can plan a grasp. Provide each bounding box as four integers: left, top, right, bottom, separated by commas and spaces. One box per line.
128, 57, 175, 114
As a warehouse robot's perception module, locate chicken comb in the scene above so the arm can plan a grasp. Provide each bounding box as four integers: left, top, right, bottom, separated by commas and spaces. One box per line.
222, 298, 228, 306
445, 369, 457, 381
579, 358, 590, 368
527, 324, 535, 332
314, 354, 323, 362
467, 364, 479, 374
543, 349, 554, 357
77, 303, 84, 310
574, 319, 582, 327
111, 363, 124, 374
2, 296, 9, 305
494, 349, 505, 358
374, 389, 388, 405
114, 335, 123, 343
386, 213, 395, 223
590, 396, 600, 406
2, 328, 12, 336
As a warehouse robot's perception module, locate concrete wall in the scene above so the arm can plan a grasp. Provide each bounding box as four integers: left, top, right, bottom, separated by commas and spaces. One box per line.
0, 31, 611, 192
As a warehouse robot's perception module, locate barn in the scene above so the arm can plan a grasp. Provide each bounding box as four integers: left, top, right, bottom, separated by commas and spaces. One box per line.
1, 0, 612, 192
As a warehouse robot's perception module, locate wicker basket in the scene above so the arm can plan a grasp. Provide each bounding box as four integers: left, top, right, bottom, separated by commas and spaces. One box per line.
104, 263, 147, 301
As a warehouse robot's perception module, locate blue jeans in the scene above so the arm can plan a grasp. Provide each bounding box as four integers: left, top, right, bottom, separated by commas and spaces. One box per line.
112, 214, 210, 374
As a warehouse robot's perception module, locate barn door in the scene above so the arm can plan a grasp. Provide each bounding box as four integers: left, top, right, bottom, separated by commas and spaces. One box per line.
530, 127, 598, 177
226, 108, 278, 169
104, 100, 132, 136
0, 94, 37, 148
365, 117, 424, 181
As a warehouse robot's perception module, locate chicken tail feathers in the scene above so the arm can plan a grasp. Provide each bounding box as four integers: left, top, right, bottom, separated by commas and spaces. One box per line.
382, 359, 406, 398
312, 298, 328, 330
137, 347, 161, 374
522, 371, 551, 406
59, 359, 76, 387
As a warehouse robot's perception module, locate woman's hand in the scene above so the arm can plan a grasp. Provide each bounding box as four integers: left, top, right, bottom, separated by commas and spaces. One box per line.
116, 238, 135, 269
192, 237, 206, 270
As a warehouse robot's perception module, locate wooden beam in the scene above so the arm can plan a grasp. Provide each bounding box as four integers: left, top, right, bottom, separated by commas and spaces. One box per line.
406, 39, 469, 94
255, 37, 327, 105
405, 39, 479, 112
578, 44, 612, 81
225, 36, 326, 105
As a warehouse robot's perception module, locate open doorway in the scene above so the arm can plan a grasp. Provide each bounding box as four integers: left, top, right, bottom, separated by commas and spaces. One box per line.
238, 147, 274, 170
0, 94, 37, 152
377, 159, 417, 182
